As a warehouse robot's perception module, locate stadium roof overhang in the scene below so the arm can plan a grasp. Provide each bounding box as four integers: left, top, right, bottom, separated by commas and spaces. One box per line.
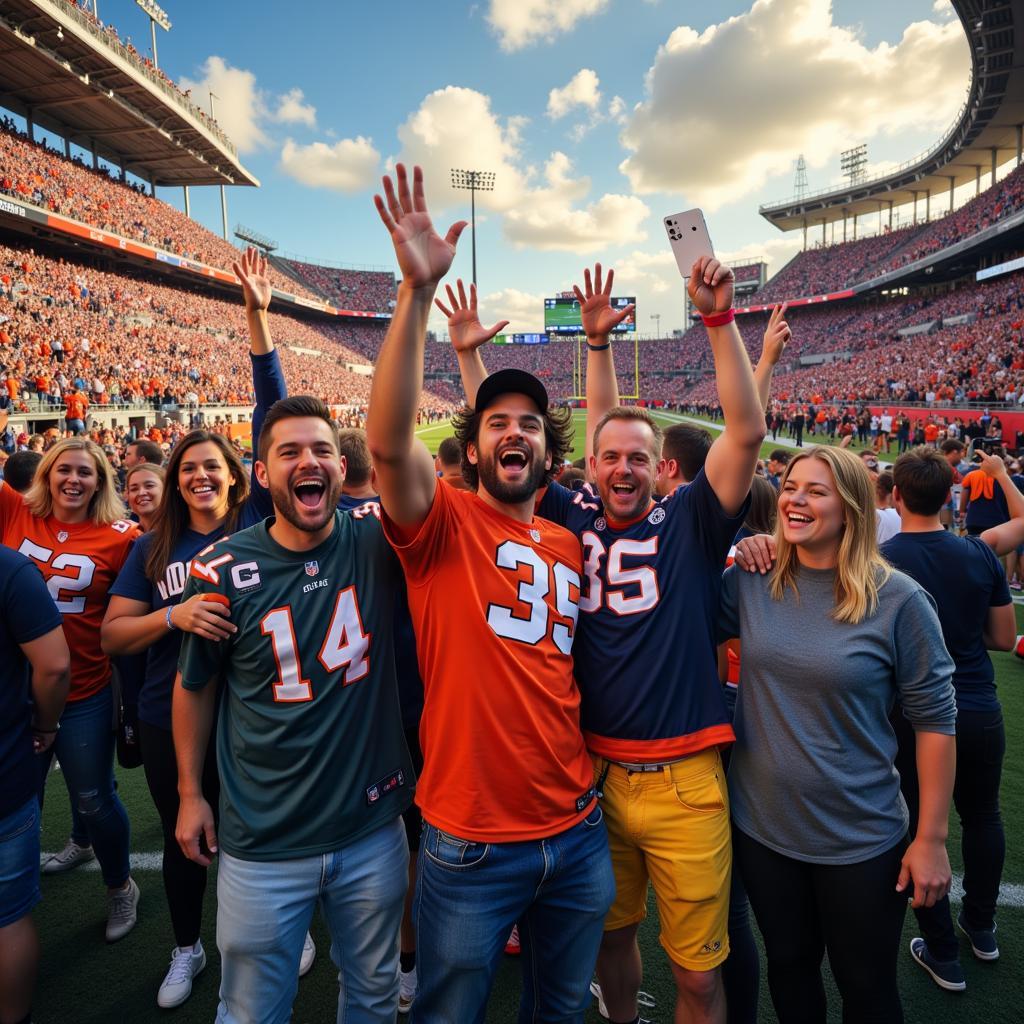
0, 0, 259, 188
759, 0, 1022, 233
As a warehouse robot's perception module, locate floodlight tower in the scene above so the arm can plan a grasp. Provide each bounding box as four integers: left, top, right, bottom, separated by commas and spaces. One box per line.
135, 0, 171, 70
209, 91, 228, 240
450, 169, 495, 288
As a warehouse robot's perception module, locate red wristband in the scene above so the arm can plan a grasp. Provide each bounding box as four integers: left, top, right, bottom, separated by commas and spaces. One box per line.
701, 308, 736, 328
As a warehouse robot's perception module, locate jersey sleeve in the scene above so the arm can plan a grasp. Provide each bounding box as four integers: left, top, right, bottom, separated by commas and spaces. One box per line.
380, 478, 464, 586
537, 479, 602, 533
892, 588, 957, 734
676, 469, 750, 565
109, 533, 153, 604
0, 479, 24, 532
176, 551, 231, 691
967, 535, 1013, 607
717, 564, 741, 643
246, 349, 287, 522
6, 559, 63, 644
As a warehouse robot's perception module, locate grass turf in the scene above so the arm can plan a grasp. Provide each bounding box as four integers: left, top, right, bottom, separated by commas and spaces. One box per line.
30, 427, 1024, 1021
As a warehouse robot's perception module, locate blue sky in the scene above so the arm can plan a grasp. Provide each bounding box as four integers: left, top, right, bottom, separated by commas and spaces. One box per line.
38, 1, 973, 334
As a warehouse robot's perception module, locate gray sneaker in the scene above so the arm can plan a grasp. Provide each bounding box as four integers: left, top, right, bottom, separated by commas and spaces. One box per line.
106, 877, 140, 942
41, 839, 95, 874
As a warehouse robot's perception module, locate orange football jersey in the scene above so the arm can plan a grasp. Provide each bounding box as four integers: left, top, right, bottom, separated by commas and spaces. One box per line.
383, 481, 593, 843
0, 484, 138, 701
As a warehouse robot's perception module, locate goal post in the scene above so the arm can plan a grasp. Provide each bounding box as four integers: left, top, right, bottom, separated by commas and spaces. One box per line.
569, 334, 640, 401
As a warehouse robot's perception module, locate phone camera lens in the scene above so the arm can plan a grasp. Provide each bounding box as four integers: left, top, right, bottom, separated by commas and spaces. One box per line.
691, 225, 697, 231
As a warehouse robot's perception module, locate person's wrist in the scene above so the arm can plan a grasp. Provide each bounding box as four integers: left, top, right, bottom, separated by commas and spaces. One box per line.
399, 279, 436, 301
586, 335, 611, 351
166, 606, 177, 631
702, 308, 736, 328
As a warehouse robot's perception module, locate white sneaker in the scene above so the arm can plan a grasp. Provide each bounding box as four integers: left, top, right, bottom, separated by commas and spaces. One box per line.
589, 979, 657, 1020
157, 942, 207, 1008
105, 877, 140, 942
299, 931, 316, 977
398, 966, 417, 1014
41, 839, 95, 874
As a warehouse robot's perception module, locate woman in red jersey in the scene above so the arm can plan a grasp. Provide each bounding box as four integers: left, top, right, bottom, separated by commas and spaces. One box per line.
0, 438, 141, 943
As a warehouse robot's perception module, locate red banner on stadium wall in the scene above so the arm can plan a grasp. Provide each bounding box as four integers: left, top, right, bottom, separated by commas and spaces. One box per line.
736, 290, 856, 315
864, 404, 1024, 439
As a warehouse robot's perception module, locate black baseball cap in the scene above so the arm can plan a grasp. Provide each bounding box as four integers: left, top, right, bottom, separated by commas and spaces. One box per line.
473, 368, 549, 415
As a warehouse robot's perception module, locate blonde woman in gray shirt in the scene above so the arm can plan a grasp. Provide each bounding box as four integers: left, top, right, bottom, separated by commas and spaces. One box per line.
719, 446, 956, 1024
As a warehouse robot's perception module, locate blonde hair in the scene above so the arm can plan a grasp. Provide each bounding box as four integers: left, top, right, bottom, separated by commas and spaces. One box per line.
769, 446, 891, 624
124, 462, 166, 489
25, 439, 126, 525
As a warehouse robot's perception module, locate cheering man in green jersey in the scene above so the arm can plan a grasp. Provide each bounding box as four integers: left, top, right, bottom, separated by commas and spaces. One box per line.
173, 396, 413, 1024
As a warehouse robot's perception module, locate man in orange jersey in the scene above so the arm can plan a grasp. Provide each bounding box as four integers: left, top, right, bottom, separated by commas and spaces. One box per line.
367, 164, 613, 1023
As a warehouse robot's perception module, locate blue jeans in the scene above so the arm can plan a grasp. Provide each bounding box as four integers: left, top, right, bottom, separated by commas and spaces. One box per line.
412, 804, 615, 1024
0, 797, 40, 927
215, 816, 408, 1024
37, 687, 130, 889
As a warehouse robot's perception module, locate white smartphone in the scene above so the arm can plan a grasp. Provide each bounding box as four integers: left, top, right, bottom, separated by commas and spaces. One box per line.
664, 209, 714, 278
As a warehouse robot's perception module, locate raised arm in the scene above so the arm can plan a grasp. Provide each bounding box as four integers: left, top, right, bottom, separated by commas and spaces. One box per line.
576, 263, 634, 466
232, 247, 274, 356
754, 303, 790, 412
434, 279, 507, 407
979, 453, 1024, 556
690, 256, 766, 514
366, 164, 466, 527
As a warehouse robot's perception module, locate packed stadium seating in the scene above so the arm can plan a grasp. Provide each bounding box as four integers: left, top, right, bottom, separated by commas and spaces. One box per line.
0, 242, 452, 414
272, 257, 396, 314
0, 119, 323, 302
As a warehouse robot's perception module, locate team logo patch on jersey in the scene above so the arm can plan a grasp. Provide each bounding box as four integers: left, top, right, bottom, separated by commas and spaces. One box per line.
647, 506, 666, 525
594, 517, 606, 532
57, 531, 69, 543
305, 560, 319, 577
529, 529, 541, 542
366, 769, 406, 805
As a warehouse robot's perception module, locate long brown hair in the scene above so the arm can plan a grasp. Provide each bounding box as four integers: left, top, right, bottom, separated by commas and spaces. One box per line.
145, 431, 248, 584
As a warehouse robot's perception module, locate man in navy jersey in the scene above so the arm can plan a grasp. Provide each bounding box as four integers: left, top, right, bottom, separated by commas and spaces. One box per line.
446, 259, 765, 1024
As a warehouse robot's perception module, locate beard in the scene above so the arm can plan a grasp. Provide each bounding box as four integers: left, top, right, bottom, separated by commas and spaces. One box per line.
476, 448, 547, 505
267, 476, 344, 534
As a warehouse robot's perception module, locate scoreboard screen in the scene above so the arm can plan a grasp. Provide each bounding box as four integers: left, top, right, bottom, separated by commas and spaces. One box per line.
544, 296, 636, 334
492, 333, 549, 345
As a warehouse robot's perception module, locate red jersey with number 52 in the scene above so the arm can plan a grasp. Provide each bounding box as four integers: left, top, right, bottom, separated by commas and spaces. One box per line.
0, 484, 138, 701
383, 481, 592, 843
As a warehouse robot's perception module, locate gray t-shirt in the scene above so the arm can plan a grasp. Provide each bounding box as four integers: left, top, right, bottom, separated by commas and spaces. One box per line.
719, 564, 956, 865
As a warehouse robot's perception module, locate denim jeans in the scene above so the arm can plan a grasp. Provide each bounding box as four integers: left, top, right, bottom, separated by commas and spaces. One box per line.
215, 816, 408, 1024
0, 797, 41, 927
37, 687, 130, 889
412, 804, 615, 1024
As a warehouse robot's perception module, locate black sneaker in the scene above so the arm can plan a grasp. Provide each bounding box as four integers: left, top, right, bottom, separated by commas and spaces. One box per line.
957, 910, 999, 961
910, 938, 966, 992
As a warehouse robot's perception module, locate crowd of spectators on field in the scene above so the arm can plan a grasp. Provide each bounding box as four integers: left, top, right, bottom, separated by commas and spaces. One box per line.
0, 243, 452, 417
0, 120, 319, 301
274, 258, 396, 313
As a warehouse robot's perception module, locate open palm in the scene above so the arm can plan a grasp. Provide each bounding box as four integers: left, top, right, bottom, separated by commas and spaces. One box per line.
375, 164, 466, 289
435, 280, 509, 353
573, 263, 633, 340
232, 246, 272, 313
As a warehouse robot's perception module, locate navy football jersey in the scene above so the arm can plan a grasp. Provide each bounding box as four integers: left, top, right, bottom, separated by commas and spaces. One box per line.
538, 470, 745, 761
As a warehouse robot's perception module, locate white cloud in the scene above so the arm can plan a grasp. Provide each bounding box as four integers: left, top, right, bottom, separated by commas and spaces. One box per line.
272, 88, 316, 128
488, 0, 611, 51
279, 137, 380, 193
479, 287, 549, 334
547, 69, 602, 119
608, 95, 628, 124
932, 0, 953, 15
619, 0, 970, 210
504, 153, 650, 252
181, 56, 269, 153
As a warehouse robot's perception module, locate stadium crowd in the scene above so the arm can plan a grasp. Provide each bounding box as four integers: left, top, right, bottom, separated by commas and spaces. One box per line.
273, 258, 396, 313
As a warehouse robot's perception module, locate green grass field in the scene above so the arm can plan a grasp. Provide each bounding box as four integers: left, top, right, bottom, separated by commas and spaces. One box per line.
31, 415, 1024, 1021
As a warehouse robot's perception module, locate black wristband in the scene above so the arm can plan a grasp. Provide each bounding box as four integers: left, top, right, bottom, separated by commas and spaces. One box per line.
586, 341, 611, 351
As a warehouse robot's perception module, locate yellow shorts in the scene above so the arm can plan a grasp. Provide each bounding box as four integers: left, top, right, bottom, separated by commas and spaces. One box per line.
594, 748, 731, 971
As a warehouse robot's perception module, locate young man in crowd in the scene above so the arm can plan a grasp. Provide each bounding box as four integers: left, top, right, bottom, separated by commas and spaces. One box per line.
366, 164, 613, 1022
885, 448, 1024, 992
174, 396, 413, 1023
446, 254, 766, 1024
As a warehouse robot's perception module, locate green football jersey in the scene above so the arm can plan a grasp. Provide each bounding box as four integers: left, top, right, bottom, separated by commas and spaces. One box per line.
178, 509, 413, 861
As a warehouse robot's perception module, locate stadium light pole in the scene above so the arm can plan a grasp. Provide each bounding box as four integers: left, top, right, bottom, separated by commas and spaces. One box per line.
651, 313, 661, 339
450, 169, 495, 289
134, 0, 171, 71
209, 91, 229, 241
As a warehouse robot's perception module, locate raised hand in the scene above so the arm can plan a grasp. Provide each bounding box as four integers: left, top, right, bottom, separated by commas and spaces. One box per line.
572, 263, 634, 340
374, 164, 467, 290
978, 450, 1008, 478
688, 256, 735, 317
232, 246, 272, 313
762, 303, 791, 364
434, 280, 509, 353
